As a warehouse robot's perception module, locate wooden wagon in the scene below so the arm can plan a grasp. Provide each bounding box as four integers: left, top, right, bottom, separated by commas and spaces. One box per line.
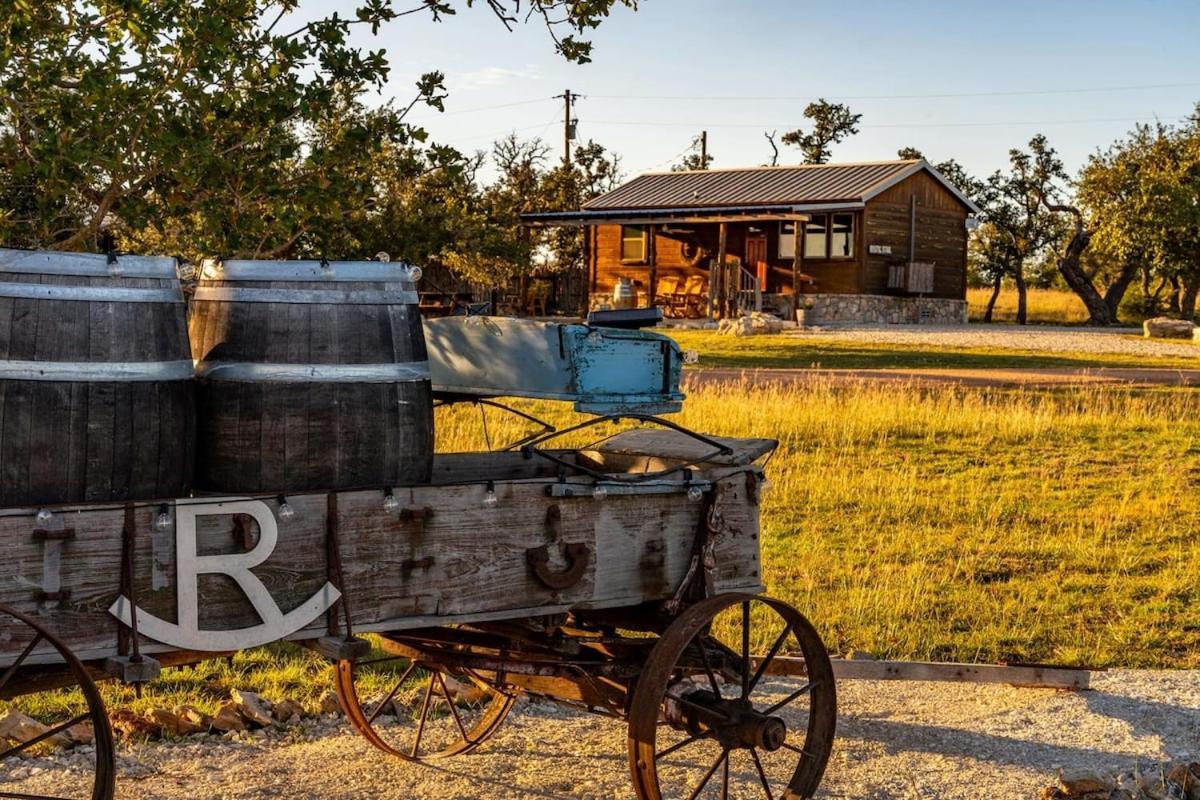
0, 251, 836, 800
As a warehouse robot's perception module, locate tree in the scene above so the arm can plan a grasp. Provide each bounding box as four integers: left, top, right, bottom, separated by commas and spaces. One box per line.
672, 134, 712, 171
781, 100, 862, 164
0, 1, 634, 255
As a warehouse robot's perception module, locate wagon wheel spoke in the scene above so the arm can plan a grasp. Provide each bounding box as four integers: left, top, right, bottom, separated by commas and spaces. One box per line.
761, 681, 815, 717
0, 633, 44, 694
684, 748, 729, 800
409, 674, 437, 758
367, 662, 417, 725
691, 639, 722, 700
721, 750, 731, 800
657, 730, 713, 760
749, 747, 774, 800
435, 673, 471, 744
747, 623, 791, 697
0, 713, 89, 761
778, 741, 815, 759
740, 601, 751, 699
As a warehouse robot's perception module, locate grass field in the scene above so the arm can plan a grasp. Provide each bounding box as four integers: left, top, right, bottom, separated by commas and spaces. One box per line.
13, 378, 1200, 725
664, 329, 1198, 371
967, 287, 1091, 325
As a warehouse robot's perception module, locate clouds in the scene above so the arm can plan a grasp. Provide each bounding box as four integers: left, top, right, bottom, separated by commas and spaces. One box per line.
453, 65, 541, 91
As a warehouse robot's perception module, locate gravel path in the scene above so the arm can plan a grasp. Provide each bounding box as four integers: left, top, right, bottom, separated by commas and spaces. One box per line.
5, 670, 1197, 799
795, 324, 1200, 358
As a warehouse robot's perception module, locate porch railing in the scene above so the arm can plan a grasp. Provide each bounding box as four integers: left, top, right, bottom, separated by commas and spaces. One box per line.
734, 264, 762, 315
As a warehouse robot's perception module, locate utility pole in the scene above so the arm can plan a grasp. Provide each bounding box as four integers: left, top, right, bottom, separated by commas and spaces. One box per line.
559, 89, 579, 166
700, 130, 707, 169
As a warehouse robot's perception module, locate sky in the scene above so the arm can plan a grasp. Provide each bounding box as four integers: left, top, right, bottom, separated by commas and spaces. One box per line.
310, 0, 1200, 184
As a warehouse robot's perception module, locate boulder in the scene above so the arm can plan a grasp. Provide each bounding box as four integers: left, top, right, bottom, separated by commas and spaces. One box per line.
319, 690, 343, 715
1143, 317, 1195, 339
109, 709, 158, 740
231, 689, 275, 727
150, 708, 206, 738
717, 313, 784, 337
0, 709, 71, 748
272, 698, 304, 724
1057, 771, 1112, 798
1167, 763, 1200, 800
179, 706, 213, 733
209, 701, 246, 732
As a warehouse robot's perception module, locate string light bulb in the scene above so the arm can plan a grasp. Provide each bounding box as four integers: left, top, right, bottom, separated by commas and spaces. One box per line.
482, 480, 499, 508
383, 489, 400, 512
375, 251, 391, 263
154, 504, 173, 531
592, 484, 608, 501
277, 496, 296, 520
35, 509, 53, 527
687, 486, 704, 503
407, 265, 423, 282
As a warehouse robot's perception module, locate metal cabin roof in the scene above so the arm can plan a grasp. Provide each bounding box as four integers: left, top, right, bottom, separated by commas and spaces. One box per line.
579, 159, 979, 214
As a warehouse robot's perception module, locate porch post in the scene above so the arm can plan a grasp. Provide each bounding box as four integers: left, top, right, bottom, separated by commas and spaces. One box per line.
713, 222, 728, 320
646, 224, 657, 310
791, 218, 802, 296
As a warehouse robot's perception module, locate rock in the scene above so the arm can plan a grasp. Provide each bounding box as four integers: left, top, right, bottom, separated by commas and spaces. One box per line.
1167, 763, 1200, 800
0, 709, 71, 748
150, 707, 206, 738
109, 709, 158, 740
209, 701, 246, 732
1058, 771, 1112, 797
65, 720, 94, 745
272, 699, 304, 724
179, 706, 213, 734
1143, 317, 1195, 339
231, 689, 275, 727
319, 690, 343, 715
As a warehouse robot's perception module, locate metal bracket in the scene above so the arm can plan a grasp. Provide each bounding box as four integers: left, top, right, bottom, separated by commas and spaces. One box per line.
104, 655, 161, 684
526, 542, 591, 590
399, 507, 434, 536
314, 635, 371, 661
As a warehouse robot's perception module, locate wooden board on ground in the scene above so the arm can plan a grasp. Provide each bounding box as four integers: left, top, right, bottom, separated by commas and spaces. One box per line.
763, 656, 1092, 690
586, 429, 777, 475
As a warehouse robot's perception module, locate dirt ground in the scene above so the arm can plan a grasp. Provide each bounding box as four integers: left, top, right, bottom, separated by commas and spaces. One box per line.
4, 670, 1198, 799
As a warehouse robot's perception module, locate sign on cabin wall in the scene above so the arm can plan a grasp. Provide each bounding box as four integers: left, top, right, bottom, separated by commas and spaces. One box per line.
869, 244, 893, 255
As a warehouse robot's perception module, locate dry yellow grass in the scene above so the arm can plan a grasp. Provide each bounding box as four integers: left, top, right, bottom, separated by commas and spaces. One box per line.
967, 287, 1091, 325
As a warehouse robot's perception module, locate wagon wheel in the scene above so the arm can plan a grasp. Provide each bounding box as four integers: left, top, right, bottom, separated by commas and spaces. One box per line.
334, 646, 515, 761
628, 594, 836, 800
0, 604, 115, 800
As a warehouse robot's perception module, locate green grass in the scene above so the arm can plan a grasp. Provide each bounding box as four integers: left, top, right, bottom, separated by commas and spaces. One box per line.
665, 329, 1200, 371
10, 379, 1200, 725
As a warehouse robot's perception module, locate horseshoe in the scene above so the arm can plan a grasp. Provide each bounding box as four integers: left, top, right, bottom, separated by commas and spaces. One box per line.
526, 542, 591, 590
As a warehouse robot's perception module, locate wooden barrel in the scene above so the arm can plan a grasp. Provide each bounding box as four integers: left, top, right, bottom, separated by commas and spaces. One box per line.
0, 248, 195, 507
189, 259, 433, 493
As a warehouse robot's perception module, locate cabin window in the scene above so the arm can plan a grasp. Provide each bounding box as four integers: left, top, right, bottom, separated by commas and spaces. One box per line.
831, 213, 855, 258
795, 213, 856, 259
803, 216, 828, 259
779, 221, 797, 259
620, 226, 648, 262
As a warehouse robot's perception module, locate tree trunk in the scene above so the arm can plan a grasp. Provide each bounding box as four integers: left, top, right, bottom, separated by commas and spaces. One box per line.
1055, 228, 1113, 325
1168, 276, 1182, 315
1014, 268, 1028, 326
983, 273, 1003, 323
1102, 257, 1140, 323
1180, 272, 1200, 321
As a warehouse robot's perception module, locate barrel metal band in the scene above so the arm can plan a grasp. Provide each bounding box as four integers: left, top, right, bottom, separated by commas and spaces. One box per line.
196, 361, 431, 383
0, 249, 177, 279
0, 359, 194, 382
202, 259, 418, 283
192, 287, 418, 305
0, 284, 183, 303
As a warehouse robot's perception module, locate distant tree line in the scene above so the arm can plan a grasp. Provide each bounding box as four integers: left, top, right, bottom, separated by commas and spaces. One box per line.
3, 4, 1197, 324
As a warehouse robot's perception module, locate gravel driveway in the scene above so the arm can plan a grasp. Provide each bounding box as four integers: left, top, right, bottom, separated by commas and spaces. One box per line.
5, 670, 1197, 799
798, 324, 1200, 358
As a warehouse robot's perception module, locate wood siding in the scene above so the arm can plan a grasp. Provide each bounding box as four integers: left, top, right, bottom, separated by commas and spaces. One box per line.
862, 171, 969, 300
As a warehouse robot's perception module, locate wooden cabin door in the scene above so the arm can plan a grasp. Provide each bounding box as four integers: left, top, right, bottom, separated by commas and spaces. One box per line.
745, 233, 768, 288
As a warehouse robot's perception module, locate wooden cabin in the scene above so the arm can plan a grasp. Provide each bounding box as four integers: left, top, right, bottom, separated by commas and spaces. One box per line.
523, 159, 979, 324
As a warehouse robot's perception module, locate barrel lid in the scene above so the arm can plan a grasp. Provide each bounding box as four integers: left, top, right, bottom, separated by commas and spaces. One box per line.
202, 259, 419, 283
0, 248, 178, 279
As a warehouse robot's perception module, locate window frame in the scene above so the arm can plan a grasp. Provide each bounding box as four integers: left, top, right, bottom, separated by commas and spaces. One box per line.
803, 215, 829, 260
828, 212, 856, 260
792, 212, 857, 260
779, 221, 797, 260
619, 225, 648, 264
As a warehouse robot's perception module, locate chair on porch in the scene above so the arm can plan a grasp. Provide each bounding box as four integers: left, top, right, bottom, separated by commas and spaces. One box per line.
654, 275, 684, 317
680, 274, 708, 318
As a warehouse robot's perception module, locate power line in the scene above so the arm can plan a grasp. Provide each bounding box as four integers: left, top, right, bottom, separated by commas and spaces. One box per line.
587, 81, 1200, 102
581, 113, 1189, 131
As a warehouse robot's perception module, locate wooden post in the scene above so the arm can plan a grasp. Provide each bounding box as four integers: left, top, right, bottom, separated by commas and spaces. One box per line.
791, 219, 802, 296
712, 222, 727, 320
647, 224, 657, 310
581, 223, 593, 316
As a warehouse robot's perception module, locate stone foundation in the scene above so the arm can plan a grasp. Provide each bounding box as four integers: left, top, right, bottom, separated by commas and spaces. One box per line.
789, 294, 967, 326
